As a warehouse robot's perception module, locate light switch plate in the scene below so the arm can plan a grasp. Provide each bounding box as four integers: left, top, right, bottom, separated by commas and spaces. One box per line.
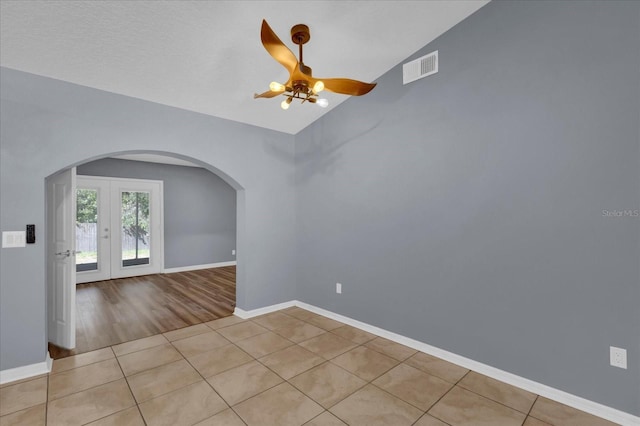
2, 231, 26, 248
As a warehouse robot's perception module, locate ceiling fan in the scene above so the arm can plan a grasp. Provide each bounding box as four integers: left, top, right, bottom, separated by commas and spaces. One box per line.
254, 20, 377, 110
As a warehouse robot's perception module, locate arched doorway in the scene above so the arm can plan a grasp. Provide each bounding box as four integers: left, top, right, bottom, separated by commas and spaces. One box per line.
46, 150, 246, 358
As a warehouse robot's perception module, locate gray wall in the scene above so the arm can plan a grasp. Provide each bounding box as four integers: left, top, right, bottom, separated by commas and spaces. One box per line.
0, 67, 296, 371
78, 158, 237, 268
1, 0, 638, 417
294, 0, 639, 416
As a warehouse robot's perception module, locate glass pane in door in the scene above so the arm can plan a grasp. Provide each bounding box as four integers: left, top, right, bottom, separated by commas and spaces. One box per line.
76, 189, 98, 272
121, 191, 151, 267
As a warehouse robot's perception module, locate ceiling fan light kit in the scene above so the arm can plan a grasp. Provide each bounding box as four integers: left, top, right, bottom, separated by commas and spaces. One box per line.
254, 20, 376, 110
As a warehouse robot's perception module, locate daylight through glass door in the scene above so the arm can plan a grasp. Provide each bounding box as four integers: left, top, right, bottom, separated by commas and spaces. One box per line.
76, 188, 99, 272
121, 191, 151, 267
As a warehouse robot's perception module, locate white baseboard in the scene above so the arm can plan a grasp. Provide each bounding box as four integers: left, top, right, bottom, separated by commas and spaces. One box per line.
236, 299, 639, 426
234, 300, 296, 319
163, 261, 236, 274
0, 351, 52, 385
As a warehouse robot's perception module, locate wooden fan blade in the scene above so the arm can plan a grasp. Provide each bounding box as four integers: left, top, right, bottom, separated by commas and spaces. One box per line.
254, 90, 283, 99
320, 78, 377, 96
261, 20, 298, 75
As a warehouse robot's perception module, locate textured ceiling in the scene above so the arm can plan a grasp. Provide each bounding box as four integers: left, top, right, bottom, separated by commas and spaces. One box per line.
0, 1, 489, 134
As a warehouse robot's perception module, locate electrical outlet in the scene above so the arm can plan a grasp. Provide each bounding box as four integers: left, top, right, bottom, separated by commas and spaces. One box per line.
336, 283, 342, 294
610, 346, 627, 369
232, 249, 236, 256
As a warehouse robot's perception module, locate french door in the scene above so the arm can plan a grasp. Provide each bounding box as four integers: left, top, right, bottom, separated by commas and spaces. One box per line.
75, 176, 163, 284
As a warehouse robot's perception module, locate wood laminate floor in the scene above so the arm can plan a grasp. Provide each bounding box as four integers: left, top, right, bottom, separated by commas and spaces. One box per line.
48, 266, 236, 359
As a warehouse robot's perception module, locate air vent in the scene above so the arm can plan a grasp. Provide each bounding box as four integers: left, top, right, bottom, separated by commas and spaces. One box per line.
403, 50, 438, 85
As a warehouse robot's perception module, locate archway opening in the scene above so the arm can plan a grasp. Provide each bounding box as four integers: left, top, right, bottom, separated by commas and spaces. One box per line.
46, 150, 246, 358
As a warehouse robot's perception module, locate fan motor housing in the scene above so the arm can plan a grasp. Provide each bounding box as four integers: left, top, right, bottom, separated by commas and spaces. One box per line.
292, 80, 309, 93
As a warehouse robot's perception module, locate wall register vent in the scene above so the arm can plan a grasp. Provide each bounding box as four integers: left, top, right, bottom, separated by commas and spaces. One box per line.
403, 50, 438, 85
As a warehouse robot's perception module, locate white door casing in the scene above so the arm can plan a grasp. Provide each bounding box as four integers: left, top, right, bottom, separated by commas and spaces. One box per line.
46, 167, 76, 349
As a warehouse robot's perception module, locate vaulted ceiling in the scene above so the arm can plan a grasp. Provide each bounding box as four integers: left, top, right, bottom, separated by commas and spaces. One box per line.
0, 1, 489, 134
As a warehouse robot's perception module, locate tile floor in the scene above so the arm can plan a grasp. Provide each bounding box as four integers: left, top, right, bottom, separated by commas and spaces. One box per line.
0, 307, 618, 426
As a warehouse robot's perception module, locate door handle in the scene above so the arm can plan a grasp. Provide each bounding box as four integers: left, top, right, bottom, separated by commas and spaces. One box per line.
101, 235, 109, 239
54, 250, 79, 257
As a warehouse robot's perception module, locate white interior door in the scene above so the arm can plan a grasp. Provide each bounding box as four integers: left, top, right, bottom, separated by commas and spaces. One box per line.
47, 167, 76, 349
75, 176, 163, 282
76, 177, 111, 284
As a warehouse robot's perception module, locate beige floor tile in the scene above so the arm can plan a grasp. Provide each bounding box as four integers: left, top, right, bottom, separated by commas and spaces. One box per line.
49, 358, 123, 401
304, 411, 347, 425
163, 323, 211, 342
458, 371, 537, 413
413, 413, 449, 426
529, 396, 618, 426
365, 337, 417, 361
207, 360, 283, 406
172, 331, 230, 358
138, 381, 227, 426
216, 321, 269, 342
282, 307, 318, 321
85, 407, 145, 425
306, 316, 345, 331
118, 343, 183, 376
299, 333, 357, 360
46, 379, 135, 426
126, 359, 201, 403
0, 403, 45, 426
194, 408, 246, 425
331, 346, 399, 381
523, 416, 552, 426
428, 386, 526, 426
234, 382, 324, 426
329, 384, 423, 426
204, 315, 245, 330
289, 362, 366, 409
112, 334, 168, 356
373, 363, 453, 411
0, 377, 47, 416
251, 312, 304, 330
235, 331, 293, 358
51, 347, 114, 374
275, 322, 326, 343
330, 326, 377, 344
188, 344, 253, 378
260, 345, 325, 380
405, 352, 469, 383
